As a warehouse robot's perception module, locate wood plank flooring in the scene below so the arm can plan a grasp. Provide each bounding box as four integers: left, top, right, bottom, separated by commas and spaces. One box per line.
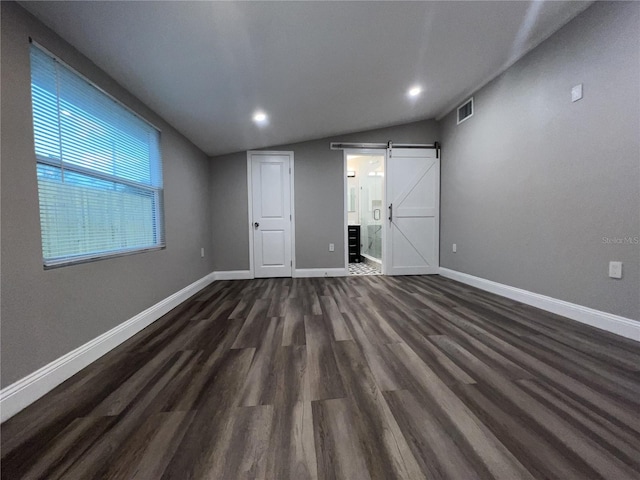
2, 275, 640, 479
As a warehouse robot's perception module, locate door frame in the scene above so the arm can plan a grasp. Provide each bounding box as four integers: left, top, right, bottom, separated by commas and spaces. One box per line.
343, 148, 387, 275
247, 150, 296, 278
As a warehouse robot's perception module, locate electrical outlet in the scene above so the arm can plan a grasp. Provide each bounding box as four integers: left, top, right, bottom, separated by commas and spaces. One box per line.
200, 247, 205, 258
571, 84, 583, 102
452, 243, 457, 253
329, 243, 335, 252
609, 261, 622, 279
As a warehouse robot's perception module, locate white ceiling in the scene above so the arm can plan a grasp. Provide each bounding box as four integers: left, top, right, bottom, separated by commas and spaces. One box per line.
20, 1, 592, 156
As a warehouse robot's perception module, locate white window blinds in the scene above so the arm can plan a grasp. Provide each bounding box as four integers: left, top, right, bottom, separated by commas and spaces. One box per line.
30, 44, 165, 268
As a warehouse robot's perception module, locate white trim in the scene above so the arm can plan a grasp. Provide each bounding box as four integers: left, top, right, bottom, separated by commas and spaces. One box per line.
0, 272, 217, 423
247, 150, 295, 278
290, 156, 297, 275
295, 268, 349, 278
439, 268, 640, 342
247, 152, 255, 278
343, 150, 350, 272
214, 270, 253, 280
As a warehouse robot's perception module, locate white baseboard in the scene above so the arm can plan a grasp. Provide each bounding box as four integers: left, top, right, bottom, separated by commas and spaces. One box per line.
217, 268, 350, 279
438, 268, 640, 342
0, 272, 217, 423
214, 270, 253, 280
295, 268, 348, 278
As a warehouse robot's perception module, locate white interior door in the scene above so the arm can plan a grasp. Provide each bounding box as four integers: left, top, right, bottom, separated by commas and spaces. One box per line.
249, 151, 293, 278
385, 148, 439, 276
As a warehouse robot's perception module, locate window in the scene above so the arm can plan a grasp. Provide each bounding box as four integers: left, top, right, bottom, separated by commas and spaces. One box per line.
30, 44, 164, 268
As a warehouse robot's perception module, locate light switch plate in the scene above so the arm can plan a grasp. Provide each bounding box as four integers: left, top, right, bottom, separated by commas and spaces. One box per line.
609, 261, 622, 279
452, 243, 457, 253
571, 84, 583, 102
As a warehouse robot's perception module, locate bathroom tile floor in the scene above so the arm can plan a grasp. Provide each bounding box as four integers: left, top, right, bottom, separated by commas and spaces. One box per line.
348, 262, 381, 275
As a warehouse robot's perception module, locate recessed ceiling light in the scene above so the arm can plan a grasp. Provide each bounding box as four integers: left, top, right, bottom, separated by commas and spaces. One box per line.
252, 111, 268, 124
407, 86, 422, 98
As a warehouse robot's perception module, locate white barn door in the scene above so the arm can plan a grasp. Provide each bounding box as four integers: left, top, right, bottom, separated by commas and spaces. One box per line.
249, 151, 293, 278
385, 148, 439, 276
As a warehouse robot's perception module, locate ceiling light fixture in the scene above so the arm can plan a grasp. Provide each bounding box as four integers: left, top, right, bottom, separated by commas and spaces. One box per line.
407, 86, 422, 98
252, 111, 268, 124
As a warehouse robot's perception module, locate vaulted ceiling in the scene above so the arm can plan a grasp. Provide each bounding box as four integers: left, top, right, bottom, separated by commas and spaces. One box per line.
20, 1, 592, 156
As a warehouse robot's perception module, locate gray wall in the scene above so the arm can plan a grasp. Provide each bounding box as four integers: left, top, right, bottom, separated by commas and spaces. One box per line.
1, 2, 214, 387
440, 1, 640, 320
210, 151, 248, 271
210, 120, 440, 270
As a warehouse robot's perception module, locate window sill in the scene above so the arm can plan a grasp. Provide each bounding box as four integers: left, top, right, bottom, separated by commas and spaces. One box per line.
43, 245, 166, 270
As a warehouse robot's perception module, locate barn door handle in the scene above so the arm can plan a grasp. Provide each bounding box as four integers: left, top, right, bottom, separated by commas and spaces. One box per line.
254, 222, 260, 229
388, 203, 393, 222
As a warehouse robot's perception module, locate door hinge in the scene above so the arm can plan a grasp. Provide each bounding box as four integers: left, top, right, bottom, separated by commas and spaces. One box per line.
289, 167, 291, 174
290, 214, 292, 221
290, 260, 293, 266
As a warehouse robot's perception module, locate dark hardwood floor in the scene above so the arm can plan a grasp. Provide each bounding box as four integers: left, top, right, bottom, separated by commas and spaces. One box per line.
2, 275, 640, 479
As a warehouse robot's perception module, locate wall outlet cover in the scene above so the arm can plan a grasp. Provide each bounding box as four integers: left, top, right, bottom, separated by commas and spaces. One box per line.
571, 84, 583, 102
452, 243, 457, 253
329, 243, 335, 252
608, 261, 622, 279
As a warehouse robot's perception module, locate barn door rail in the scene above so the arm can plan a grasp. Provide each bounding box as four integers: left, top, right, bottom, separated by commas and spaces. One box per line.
331, 141, 440, 158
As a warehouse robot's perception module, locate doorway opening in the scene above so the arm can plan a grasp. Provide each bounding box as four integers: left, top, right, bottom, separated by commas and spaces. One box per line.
345, 151, 385, 276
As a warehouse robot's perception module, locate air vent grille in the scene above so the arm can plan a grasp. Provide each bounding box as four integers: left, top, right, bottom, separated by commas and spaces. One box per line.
457, 97, 474, 124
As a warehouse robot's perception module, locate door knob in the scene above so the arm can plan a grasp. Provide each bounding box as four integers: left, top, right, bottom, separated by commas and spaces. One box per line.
254, 222, 260, 228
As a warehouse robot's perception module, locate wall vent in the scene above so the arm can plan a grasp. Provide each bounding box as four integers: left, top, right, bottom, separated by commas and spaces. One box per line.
457, 97, 474, 124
